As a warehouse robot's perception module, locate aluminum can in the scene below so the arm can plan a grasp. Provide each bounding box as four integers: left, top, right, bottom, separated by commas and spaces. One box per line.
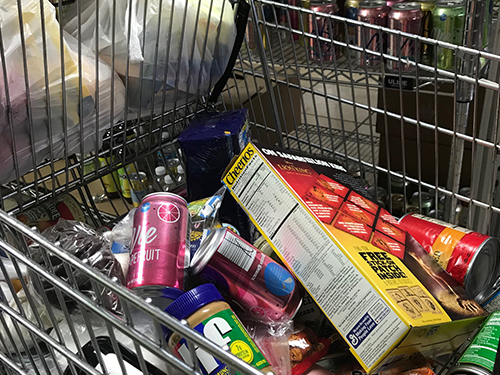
345, 0, 360, 57
308, 1, 339, 61
130, 172, 149, 208
357, 0, 390, 68
191, 227, 304, 321
418, 0, 436, 64
398, 213, 500, 299
410, 191, 433, 215
387, 2, 422, 72
476, 277, 500, 312
126, 192, 190, 291
431, 0, 466, 70
448, 311, 500, 375
386, 0, 404, 7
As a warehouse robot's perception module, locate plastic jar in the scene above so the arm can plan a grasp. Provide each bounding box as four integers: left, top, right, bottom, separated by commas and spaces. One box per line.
164, 284, 273, 375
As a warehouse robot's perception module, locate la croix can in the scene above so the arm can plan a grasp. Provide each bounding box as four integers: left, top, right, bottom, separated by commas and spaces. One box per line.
398, 213, 500, 299
386, 2, 422, 72
191, 227, 304, 321
357, 0, 390, 68
126, 192, 190, 291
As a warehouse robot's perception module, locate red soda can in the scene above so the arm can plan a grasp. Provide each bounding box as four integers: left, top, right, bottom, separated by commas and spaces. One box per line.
357, 0, 390, 67
191, 227, 304, 321
387, 2, 422, 72
127, 193, 190, 292
398, 213, 500, 299
308, 1, 339, 61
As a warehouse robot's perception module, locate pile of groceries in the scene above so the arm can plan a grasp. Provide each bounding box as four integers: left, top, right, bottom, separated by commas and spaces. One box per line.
4, 109, 500, 375
282, 0, 492, 71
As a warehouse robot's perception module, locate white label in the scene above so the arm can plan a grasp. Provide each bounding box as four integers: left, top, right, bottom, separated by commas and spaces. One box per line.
227, 151, 408, 369
95, 353, 142, 375
218, 230, 256, 272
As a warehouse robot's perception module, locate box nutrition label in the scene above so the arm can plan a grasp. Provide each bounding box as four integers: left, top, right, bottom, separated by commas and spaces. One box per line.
224, 145, 408, 369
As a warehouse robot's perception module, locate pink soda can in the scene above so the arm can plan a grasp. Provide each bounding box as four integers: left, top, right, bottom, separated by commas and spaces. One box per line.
191, 227, 304, 321
126, 192, 190, 291
357, 0, 390, 67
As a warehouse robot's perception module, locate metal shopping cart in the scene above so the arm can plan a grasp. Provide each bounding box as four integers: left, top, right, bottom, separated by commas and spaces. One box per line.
0, 0, 498, 374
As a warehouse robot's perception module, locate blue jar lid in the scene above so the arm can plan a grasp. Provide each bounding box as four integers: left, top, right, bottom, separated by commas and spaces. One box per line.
163, 284, 225, 339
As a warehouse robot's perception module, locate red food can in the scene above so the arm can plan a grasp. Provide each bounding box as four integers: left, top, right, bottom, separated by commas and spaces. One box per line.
387, 2, 422, 72
308, 1, 339, 61
126, 193, 190, 292
357, 0, 390, 67
398, 213, 500, 299
191, 227, 304, 321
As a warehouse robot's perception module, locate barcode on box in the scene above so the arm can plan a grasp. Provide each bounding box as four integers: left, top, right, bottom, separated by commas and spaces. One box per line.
217, 231, 256, 272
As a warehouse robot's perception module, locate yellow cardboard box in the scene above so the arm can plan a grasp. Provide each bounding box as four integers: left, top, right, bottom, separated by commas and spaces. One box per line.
222, 143, 486, 373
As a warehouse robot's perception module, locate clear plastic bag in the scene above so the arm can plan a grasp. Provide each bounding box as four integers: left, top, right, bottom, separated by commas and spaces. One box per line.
0, 0, 126, 184
62, 0, 236, 111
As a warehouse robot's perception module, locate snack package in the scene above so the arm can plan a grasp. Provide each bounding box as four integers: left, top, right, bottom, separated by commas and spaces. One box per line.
188, 187, 225, 257
178, 109, 254, 241
243, 317, 293, 375
28, 219, 125, 315
289, 325, 331, 375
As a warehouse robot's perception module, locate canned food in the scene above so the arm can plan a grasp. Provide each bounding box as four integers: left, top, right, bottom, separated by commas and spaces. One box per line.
390, 171, 410, 194
130, 172, 149, 208
431, 0, 466, 69
398, 213, 500, 298
191, 227, 304, 321
357, 0, 390, 68
476, 278, 500, 312
448, 311, 500, 375
387, 2, 422, 72
367, 186, 387, 206
308, 1, 339, 61
391, 193, 406, 217
127, 193, 190, 292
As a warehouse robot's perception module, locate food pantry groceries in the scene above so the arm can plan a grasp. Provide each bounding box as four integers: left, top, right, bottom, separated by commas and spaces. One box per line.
223, 143, 487, 373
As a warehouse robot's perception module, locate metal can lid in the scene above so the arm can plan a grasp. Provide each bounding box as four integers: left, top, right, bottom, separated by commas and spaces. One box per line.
459, 187, 471, 197
130, 171, 147, 182
359, 0, 387, 9
190, 227, 228, 275
464, 236, 500, 299
435, 0, 465, 7
142, 191, 188, 206
411, 191, 433, 208
391, 2, 421, 10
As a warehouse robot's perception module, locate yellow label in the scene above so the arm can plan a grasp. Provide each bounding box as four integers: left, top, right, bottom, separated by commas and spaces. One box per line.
223, 144, 256, 187
431, 227, 467, 269
230, 340, 254, 363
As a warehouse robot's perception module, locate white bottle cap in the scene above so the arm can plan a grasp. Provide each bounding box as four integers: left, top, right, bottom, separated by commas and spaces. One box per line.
155, 166, 166, 176
177, 165, 185, 174
164, 175, 174, 184
161, 131, 170, 140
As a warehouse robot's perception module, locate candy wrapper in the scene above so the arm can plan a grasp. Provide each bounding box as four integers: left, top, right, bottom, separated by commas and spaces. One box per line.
28, 219, 125, 315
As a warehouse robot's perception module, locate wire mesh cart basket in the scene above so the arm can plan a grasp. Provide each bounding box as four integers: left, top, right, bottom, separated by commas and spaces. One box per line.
0, 0, 498, 374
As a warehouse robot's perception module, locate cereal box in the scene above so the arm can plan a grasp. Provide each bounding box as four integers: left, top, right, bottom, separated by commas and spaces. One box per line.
222, 143, 487, 373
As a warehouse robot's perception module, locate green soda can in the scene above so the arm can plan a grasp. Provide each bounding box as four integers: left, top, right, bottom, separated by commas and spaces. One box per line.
448, 311, 500, 375
430, 0, 465, 70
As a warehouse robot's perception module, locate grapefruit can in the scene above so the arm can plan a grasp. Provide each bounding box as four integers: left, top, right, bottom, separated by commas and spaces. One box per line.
398, 213, 500, 299
126, 192, 190, 291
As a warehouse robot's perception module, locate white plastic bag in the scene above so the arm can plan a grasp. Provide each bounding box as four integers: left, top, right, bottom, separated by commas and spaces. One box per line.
0, 0, 126, 184
63, 0, 236, 110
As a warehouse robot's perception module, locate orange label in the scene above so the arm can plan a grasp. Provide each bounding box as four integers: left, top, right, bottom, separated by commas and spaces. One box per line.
431, 228, 467, 269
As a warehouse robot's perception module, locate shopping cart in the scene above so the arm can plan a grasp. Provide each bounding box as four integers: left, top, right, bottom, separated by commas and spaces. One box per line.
0, 0, 498, 374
